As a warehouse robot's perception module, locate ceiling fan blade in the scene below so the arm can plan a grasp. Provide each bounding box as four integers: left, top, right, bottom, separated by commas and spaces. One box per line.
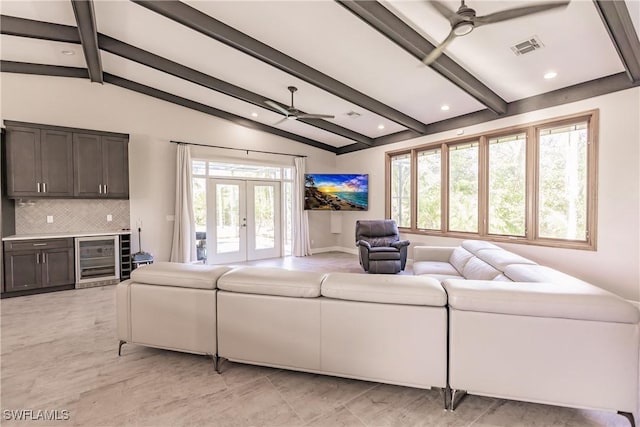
475, 1, 570, 26
423, 29, 457, 65
264, 100, 290, 116
297, 113, 335, 120
429, 1, 459, 24
273, 116, 289, 126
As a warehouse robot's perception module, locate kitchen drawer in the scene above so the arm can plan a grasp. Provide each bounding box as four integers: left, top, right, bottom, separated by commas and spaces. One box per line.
4, 238, 74, 252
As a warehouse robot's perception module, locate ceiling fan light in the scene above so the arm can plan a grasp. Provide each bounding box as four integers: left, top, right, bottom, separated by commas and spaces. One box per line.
453, 21, 474, 36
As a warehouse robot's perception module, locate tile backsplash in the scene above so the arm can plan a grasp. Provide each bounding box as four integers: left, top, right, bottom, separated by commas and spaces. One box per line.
15, 199, 130, 234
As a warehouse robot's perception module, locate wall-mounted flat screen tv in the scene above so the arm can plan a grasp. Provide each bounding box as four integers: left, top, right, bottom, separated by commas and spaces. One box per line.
304, 174, 368, 211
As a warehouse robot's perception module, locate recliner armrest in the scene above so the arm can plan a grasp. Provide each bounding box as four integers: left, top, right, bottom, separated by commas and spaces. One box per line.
356, 240, 371, 249
443, 279, 640, 324
391, 240, 410, 249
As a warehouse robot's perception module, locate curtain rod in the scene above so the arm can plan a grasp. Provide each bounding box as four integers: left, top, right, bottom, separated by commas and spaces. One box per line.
170, 141, 307, 158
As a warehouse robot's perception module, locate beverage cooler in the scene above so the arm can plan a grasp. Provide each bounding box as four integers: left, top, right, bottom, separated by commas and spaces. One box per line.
74, 236, 120, 287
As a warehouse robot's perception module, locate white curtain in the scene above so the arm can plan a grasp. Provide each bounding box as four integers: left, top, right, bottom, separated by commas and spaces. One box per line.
292, 157, 311, 256
170, 144, 197, 263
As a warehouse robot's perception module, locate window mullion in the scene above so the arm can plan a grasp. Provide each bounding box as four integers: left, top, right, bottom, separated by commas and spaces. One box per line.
442, 143, 449, 233
410, 149, 417, 231
478, 136, 489, 237
526, 127, 537, 242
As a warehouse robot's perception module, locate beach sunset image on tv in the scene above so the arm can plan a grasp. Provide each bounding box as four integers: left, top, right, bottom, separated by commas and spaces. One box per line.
304, 174, 368, 211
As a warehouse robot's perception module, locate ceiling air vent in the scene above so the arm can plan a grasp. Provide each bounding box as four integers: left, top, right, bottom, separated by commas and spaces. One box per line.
511, 36, 544, 56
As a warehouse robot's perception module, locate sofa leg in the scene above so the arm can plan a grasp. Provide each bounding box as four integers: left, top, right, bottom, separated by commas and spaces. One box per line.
214, 356, 227, 374
449, 389, 467, 411
441, 386, 452, 410
618, 411, 636, 427
118, 340, 126, 356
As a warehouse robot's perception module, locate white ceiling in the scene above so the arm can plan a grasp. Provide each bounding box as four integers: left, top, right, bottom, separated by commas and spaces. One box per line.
0, 0, 637, 151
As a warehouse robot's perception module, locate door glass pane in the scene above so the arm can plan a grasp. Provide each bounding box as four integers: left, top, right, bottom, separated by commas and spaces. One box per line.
449, 142, 479, 233
417, 149, 441, 230
538, 122, 588, 240
390, 153, 411, 228
488, 134, 526, 236
254, 185, 275, 250
216, 184, 240, 253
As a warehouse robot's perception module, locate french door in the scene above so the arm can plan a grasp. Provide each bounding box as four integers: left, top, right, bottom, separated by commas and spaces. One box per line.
206, 179, 281, 263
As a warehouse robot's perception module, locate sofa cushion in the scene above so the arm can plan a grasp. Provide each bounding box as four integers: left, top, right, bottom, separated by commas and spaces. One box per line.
461, 240, 500, 254
461, 257, 502, 280
475, 248, 537, 271
504, 264, 584, 285
130, 262, 230, 290
413, 261, 460, 277
369, 247, 401, 260
449, 247, 474, 274
217, 266, 325, 298
322, 273, 446, 306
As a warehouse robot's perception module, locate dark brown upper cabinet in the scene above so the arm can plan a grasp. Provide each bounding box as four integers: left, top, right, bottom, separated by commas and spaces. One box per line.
4, 126, 74, 198
3, 121, 129, 200
74, 133, 129, 199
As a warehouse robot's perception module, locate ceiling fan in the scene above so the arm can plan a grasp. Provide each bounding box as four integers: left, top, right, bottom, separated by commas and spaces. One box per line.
423, 0, 570, 65
265, 86, 335, 125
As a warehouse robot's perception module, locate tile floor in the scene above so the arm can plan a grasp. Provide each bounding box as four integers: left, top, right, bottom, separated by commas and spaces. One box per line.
0, 252, 633, 426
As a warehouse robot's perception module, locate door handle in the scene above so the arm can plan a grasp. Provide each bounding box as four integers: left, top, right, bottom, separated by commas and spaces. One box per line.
33, 243, 47, 247
43, 182, 47, 193
104, 184, 108, 195
98, 184, 102, 194
43, 253, 47, 263
37, 182, 41, 193
36, 253, 40, 264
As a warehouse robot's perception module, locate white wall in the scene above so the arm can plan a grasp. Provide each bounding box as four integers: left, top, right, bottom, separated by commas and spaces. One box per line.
336, 88, 640, 301
0, 73, 338, 260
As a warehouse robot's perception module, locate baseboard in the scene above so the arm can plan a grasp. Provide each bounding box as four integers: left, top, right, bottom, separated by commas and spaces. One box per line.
310, 246, 357, 255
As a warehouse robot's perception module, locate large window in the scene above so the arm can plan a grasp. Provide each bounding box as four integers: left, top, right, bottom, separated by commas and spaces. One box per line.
386, 110, 598, 250
389, 153, 412, 228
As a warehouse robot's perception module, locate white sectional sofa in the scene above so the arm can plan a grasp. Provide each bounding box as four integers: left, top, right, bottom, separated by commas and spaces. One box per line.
116, 241, 639, 426
413, 240, 639, 425
117, 263, 448, 393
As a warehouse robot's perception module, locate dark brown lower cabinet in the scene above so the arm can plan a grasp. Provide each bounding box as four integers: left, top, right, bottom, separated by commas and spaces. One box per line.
3, 239, 74, 295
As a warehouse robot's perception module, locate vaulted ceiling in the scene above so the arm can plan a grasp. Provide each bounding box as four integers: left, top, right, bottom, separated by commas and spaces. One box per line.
2, 1, 639, 154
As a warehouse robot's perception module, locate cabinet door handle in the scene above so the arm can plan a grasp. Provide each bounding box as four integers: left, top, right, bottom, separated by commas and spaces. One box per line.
37, 182, 41, 193
98, 184, 102, 194
43, 253, 47, 263
104, 184, 108, 195
43, 182, 47, 193
33, 243, 47, 247
36, 253, 40, 264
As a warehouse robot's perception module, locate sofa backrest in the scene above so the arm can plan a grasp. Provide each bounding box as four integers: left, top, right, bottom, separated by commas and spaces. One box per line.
448, 241, 537, 281
355, 219, 400, 247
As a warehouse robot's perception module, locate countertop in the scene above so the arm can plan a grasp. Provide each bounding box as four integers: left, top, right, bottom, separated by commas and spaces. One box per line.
2, 230, 132, 241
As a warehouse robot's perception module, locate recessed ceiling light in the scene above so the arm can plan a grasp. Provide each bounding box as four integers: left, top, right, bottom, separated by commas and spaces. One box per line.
61, 50, 75, 56
251, 112, 258, 117
544, 71, 557, 79
377, 124, 385, 130
441, 105, 450, 111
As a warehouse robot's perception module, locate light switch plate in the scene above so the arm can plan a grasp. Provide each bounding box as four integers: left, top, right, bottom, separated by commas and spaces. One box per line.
46, 215, 53, 223
166, 215, 175, 222
107, 214, 113, 222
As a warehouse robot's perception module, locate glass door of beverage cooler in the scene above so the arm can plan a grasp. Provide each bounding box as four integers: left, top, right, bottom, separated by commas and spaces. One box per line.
75, 236, 119, 284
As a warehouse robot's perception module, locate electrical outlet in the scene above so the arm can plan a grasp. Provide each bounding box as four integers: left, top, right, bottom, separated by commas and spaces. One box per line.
46, 215, 53, 223
107, 214, 113, 222
166, 215, 175, 222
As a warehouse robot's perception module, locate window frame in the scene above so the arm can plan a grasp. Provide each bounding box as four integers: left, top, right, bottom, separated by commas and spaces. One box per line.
385, 110, 599, 250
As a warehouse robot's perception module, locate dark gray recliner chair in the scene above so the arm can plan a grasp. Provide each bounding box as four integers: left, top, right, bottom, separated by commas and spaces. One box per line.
355, 220, 410, 274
